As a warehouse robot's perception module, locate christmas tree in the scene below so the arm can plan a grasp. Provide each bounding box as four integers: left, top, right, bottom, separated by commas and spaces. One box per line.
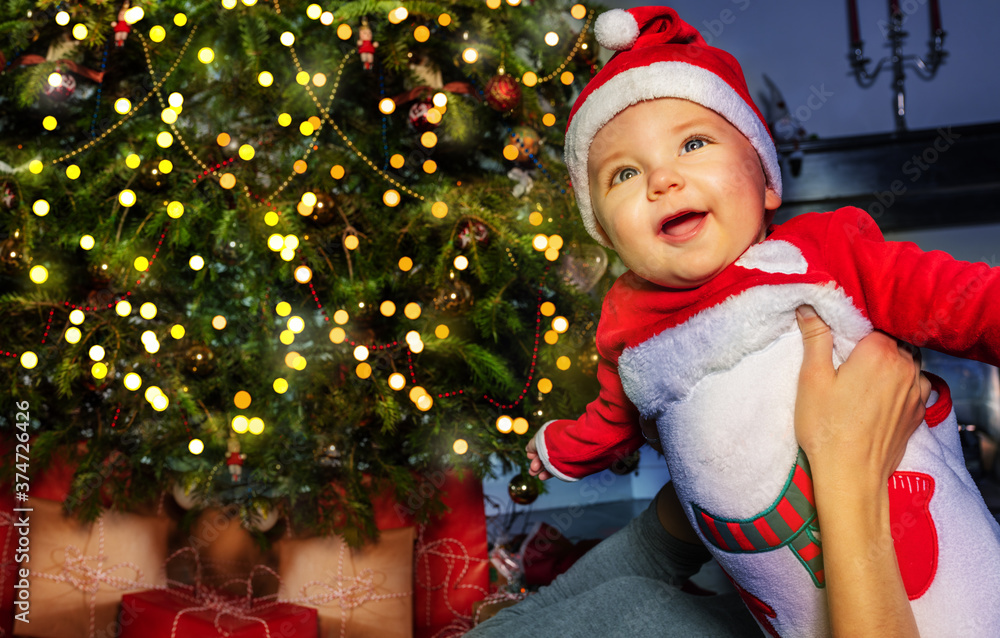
1, 0, 612, 544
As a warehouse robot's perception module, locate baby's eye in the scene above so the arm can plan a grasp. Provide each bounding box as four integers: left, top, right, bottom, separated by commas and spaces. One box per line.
612, 167, 640, 185
681, 138, 707, 154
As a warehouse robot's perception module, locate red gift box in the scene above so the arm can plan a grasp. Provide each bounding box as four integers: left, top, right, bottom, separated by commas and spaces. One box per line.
119, 589, 317, 638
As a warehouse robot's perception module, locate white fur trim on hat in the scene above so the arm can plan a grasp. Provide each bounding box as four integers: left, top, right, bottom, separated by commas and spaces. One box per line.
566, 62, 783, 248
594, 9, 639, 51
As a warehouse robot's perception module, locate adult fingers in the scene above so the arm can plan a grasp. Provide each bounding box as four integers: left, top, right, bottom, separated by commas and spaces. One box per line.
796, 305, 834, 383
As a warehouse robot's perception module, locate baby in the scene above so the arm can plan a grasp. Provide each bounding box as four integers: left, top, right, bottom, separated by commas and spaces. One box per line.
527, 6, 1000, 637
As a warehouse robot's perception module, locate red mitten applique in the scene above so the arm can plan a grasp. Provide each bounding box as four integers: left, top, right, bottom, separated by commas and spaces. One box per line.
888, 471, 938, 600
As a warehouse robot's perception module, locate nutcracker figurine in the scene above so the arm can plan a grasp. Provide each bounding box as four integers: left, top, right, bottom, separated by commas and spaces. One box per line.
226, 435, 246, 483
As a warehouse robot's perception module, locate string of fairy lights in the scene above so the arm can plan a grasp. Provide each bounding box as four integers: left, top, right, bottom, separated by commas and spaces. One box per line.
13, 0, 595, 457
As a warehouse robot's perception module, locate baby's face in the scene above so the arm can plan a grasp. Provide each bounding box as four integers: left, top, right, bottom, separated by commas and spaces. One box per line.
588, 98, 781, 289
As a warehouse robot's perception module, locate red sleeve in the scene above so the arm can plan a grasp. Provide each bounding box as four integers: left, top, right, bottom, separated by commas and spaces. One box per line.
823, 207, 1000, 364
536, 355, 643, 481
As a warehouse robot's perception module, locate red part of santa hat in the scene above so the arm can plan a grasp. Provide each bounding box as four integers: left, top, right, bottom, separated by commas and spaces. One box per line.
565, 6, 782, 247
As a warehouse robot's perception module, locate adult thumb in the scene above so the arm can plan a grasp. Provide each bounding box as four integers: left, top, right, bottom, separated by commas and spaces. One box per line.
796, 305, 834, 381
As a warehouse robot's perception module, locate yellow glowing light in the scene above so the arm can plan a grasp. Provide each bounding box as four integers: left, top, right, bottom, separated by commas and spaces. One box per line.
144, 339, 160, 354
29, 160, 43, 174
294, 265, 312, 284
133, 256, 149, 272
168, 92, 183, 107
522, 71, 538, 87
393, 6, 408, 21
29, 265, 48, 284
156, 131, 173, 148
47, 72, 63, 88
545, 247, 560, 262
502, 144, 520, 161
150, 25, 166, 42
212, 315, 227, 330
538, 378, 553, 393
144, 386, 162, 403
284, 351, 300, 368
300, 192, 317, 207
272, 302, 290, 317
273, 378, 289, 393
571, 4, 587, 19
379, 98, 396, 114
544, 330, 558, 345
158, 159, 173, 174
414, 25, 430, 42
118, 189, 137, 207
198, 47, 215, 63
560, 71, 575, 85
66, 309, 85, 326
267, 235, 284, 251
280, 330, 294, 345
439, 13, 452, 26
283, 233, 299, 249
540, 301, 555, 316
454, 255, 469, 270
353, 345, 370, 361
427, 203, 448, 220
165, 201, 184, 219
435, 324, 450, 339
239, 144, 255, 161
216, 132, 231, 147
234, 390, 252, 409
248, 417, 264, 435
306, 3, 321, 19
72, 24, 88, 40
124, 372, 142, 390
188, 255, 205, 270
64, 327, 81, 344
330, 164, 345, 179
42, 116, 57, 130
312, 73, 327, 87
544, 31, 559, 46
389, 154, 405, 169
380, 301, 396, 317
280, 31, 295, 46
92, 362, 108, 379
422, 160, 437, 174
496, 416, 513, 433
552, 316, 569, 333
80, 235, 95, 250
219, 173, 236, 189
232, 415, 249, 433
139, 302, 157, 319
487, 0, 501, 8
125, 153, 140, 168
409, 339, 424, 353
532, 234, 549, 251
329, 327, 346, 343
299, 121, 314, 136
116, 300, 132, 316
420, 131, 438, 148
188, 439, 204, 455
416, 394, 433, 411
55, 10, 70, 25
344, 235, 360, 250
406, 330, 421, 345
462, 48, 479, 64
221, 0, 236, 8
398, 256, 414, 272
287, 316, 305, 334
425, 108, 442, 124
152, 394, 168, 411
174, 12, 188, 25
356, 362, 372, 379
452, 439, 469, 454
513, 417, 529, 435
388, 373, 406, 390
264, 212, 279, 226
294, 356, 307, 370
19, 351, 38, 369
66, 165, 81, 179
295, 71, 309, 85
409, 386, 427, 403
542, 113, 557, 127
333, 310, 349, 324
337, 23, 352, 39
383, 189, 401, 207
32, 200, 49, 216
258, 71, 273, 87
141, 330, 157, 345
404, 302, 421, 320
124, 5, 144, 22
171, 324, 186, 339
320, 10, 333, 24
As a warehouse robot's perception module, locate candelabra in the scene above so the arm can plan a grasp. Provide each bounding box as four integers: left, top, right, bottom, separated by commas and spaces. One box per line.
847, 0, 947, 133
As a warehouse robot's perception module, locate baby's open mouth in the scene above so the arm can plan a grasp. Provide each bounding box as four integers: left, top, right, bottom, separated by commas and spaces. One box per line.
660, 211, 707, 237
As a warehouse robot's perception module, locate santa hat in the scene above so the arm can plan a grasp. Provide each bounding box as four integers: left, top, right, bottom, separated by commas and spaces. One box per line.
565, 6, 782, 247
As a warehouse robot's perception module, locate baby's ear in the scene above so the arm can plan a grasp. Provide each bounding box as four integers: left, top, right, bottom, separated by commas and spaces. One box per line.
764, 186, 782, 212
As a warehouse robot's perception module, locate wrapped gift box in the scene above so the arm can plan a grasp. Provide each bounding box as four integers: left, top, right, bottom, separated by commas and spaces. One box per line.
275, 526, 414, 638
119, 588, 317, 638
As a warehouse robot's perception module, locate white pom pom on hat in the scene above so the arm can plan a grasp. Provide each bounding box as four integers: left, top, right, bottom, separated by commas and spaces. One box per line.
594, 8, 640, 51
565, 6, 782, 248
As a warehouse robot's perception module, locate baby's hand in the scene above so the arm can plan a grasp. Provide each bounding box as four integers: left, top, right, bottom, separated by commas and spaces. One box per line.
525, 434, 553, 481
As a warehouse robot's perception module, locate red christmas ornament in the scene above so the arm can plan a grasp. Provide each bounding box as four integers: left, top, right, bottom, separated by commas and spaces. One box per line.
44, 70, 76, 101
408, 99, 438, 132
485, 74, 522, 111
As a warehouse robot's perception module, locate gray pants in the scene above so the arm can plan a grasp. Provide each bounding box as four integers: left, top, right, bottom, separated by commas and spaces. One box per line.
467, 502, 761, 637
